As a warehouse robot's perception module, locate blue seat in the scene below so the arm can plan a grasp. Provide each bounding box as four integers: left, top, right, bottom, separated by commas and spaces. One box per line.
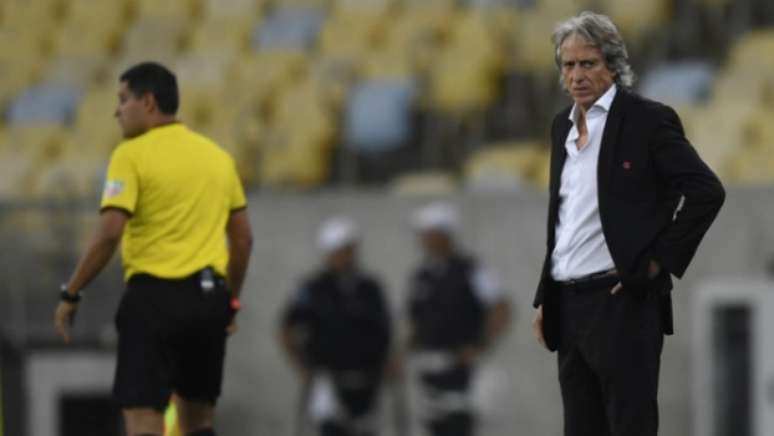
639, 61, 716, 108
253, 7, 325, 50
343, 80, 416, 153
6, 84, 81, 127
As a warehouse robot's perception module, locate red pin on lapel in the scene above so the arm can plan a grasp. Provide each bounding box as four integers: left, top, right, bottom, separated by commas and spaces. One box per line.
622, 161, 632, 170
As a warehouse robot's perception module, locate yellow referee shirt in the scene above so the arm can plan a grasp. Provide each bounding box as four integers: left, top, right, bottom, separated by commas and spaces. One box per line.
100, 123, 247, 280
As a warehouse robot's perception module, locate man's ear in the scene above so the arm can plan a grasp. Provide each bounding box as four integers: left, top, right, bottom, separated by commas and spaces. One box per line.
141, 92, 156, 114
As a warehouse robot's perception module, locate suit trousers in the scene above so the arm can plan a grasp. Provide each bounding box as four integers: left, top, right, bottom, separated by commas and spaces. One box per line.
557, 280, 664, 436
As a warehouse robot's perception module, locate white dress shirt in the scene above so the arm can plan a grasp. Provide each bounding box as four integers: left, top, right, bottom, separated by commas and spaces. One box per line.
551, 84, 617, 281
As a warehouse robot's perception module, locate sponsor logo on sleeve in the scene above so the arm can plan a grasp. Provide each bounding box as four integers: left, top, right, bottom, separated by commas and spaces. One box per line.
104, 180, 125, 198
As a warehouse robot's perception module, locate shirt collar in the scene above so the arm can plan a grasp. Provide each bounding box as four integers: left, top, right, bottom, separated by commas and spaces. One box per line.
568, 84, 617, 123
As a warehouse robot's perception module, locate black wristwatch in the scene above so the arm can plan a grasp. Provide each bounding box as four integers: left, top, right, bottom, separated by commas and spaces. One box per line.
59, 284, 83, 303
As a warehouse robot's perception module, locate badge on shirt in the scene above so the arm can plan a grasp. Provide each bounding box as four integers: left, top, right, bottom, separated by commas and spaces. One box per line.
103, 180, 125, 198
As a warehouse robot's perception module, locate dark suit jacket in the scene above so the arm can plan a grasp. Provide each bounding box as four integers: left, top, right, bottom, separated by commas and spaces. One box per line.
534, 89, 725, 351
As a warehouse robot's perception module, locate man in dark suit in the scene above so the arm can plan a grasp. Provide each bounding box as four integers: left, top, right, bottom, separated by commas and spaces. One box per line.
530, 12, 725, 436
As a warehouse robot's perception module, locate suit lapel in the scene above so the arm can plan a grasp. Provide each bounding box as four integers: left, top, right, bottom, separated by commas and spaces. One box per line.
547, 114, 572, 249
550, 116, 571, 199
597, 91, 625, 196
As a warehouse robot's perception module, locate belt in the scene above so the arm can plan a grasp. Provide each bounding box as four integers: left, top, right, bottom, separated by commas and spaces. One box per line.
556, 269, 619, 293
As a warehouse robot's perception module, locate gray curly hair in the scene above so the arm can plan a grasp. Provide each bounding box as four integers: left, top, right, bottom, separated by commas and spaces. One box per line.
552, 11, 635, 89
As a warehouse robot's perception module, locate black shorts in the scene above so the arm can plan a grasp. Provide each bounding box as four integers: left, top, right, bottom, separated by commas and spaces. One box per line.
113, 270, 233, 411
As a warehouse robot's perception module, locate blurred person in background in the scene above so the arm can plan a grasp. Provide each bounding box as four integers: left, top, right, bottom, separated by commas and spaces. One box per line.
278, 217, 393, 436
530, 12, 725, 436
406, 203, 511, 436
53, 62, 253, 436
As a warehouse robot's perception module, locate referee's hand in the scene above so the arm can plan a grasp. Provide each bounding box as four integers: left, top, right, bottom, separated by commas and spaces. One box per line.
54, 301, 79, 343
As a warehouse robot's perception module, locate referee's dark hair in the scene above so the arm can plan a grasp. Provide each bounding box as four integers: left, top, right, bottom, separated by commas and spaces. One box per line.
120, 62, 179, 115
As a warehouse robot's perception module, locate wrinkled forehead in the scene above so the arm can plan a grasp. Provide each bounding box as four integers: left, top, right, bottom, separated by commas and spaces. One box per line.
559, 33, 604, 59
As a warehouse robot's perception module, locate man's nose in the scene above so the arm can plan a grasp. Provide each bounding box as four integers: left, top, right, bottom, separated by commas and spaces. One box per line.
571, 67, 584, 82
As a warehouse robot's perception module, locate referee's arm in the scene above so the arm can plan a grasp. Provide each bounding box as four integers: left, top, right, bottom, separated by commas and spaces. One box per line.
55, 208, 128, 342
226, 209, 253, 298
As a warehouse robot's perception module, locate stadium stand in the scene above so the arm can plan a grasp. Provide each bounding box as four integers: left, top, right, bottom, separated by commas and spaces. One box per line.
0, 0, 773, 198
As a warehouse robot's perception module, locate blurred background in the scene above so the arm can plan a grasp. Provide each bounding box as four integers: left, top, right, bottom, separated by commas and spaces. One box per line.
1, 0, 774, 435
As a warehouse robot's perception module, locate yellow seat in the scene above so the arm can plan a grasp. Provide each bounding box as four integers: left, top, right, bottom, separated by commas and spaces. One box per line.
259, 140, 331, 189
189, 17, 253, 55
52, 20, 123, 57
72, 86, 123, 153
8, 124, 67, 166
725, 146, 774, 185
359, 52, 413, 81
318, 12, 387, 64
201, 0, 266, 21
65, 0, 131, 27
2, 0, 62, 31
333, 0, 395, 17
0, 52, 44, 106
509, 10, 557, 74
225, 50, 308, 107
428, 48, 500, 114
120, 17, 189, 61
728, 30, 774, 73
131, 0, 198, 21
464, 142, 545, 190
683, 101, 754, 176
599, 0, 671, 42
31, 154, 107, 199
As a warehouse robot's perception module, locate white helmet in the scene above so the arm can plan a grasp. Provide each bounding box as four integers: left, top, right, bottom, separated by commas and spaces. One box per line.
413, 202, 459, 234
317, 216, 360, 254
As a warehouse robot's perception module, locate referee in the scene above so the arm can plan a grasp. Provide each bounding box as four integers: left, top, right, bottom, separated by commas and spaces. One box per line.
53, 62, 253, 436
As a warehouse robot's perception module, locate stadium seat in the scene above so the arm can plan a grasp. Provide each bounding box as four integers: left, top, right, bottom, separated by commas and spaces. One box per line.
333, 0, 395, 17
254, 6, 325, 51
428, 49, 500, 115
343, 79, 416, 152
308, 57, 358, 109
598, 0, 671, 42
6, 84, 82, 127
190, 17, 253, 55
463, 141, 543, 192
226, 50, 309, 109
683, 101, 754, 174
3, 126, 69, 167
121, 17, 189, 61
726, 147, 774, 185
359, 52, 413, 80
51, 20, 123, 58
509, 9, 558, 74
727, 30, 774, 72
131, 0, 199, 21
638, 61, 715, 108
71, 86, 122, 154
202, 0, 266, 21
1, 0, 62, 31
32, 155, 107, 199
0, 51, 44, 109
44, 55, 107, 88
317, 12, 386, 66
740, 108, 774, 152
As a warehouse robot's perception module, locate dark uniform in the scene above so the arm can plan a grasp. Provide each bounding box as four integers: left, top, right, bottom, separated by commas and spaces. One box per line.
282, 269, 392, 436
408, 254, 504, 436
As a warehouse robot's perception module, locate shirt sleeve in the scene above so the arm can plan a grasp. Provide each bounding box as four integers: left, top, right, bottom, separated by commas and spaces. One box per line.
472, 265, 507, 306
100, 146, 139, 214
228, 159, 247, 211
